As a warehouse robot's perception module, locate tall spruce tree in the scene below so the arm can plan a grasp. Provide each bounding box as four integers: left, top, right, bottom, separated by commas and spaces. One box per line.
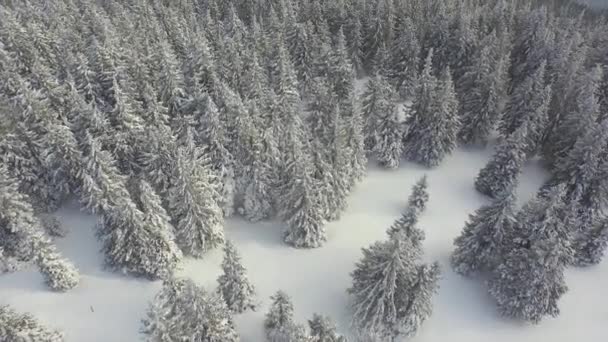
475, 123, 528, 198
308, 314, 347, 342
167, 146, 224, 257
0, 165, 79, 291
265, 291, 309, 342
142, 278, 239, 341
348, 231, 440, 340
374, 101, 403, 169
457, 34, 507, 146
217, 240, 257, 313
361, 74, 395, 154
488, 185, 573, 323
407, 175, 430, 218
390, 17, 420, 98
0, 305, 64, 342
451, 189, 517, 276
404, 64, 460, 167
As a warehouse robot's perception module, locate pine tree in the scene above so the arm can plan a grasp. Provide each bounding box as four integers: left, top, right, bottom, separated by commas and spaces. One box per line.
404, 65, 460, 167
327, 28, 355, 99
142, 278, 239, 341
499, 62, 547, 138
451, 189, 517, 276
361, 74, 395, 153
386, 207, 425, 260
407, 176, 429, 218
0, 165, 79, 291
308, 314, 347, 342
488, 185, 573, 323
390, 17, 420, 98
552, 119, 608, 266
341, 94, 367, 187
457, 34, 507, 146
279, 143, 327, 248
475, 123, 528, 198
544, 66, 603, 167
0, 305, 64, 342
265, 291, 309, 342
167, 147, 224, 257
348, 232, 440, 340
217, 240, 257, 313
239, 103, 275, 222
374, 101, 402, 169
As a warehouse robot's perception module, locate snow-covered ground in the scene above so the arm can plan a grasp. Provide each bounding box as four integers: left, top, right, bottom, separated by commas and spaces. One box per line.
1, 145, 607, 342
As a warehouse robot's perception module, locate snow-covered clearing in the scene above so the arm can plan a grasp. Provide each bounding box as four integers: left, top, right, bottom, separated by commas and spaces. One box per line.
1, 145, 607, 342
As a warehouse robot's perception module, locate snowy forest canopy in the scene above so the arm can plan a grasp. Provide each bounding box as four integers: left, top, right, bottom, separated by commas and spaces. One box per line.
0, 0, 608, 340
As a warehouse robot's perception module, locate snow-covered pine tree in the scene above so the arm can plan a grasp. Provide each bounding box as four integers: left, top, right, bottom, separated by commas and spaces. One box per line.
308, 314, 347, 342
509, 7, 553, 90
142, 277, 239, 341
217, 240, 257, 313
239, 102, 275, 222
279, 130, 327, 248
407, 175, 429, 218
135, 180, 182, 277
166, 146, 224, 257
386, 206, 426, 262
488, 185, 573, 323
552, 119, 608, 266
374, 100, 403, 169
264, 291, 309, 342
451, 189, 517, 276
474, 122, 528, 198
544, 66, 603, 167
327, 28, 355, 100
390, 17, 420, 98
341, 94, 367, 188
361, 73, 395, 154
499, 61, 547, 138
0, 305, 64, 342
404, 65, 460, 167
457, 32, 508, 146
0, 165, 79, 291
348, 231, 440, 340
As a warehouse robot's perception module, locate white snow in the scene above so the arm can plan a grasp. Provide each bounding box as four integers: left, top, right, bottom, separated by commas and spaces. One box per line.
1, 146, 607, 342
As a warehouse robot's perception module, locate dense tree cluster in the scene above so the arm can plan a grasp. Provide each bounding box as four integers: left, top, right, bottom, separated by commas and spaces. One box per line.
1, 0, 607, 338
142, 277, 239, 341
0, 305, 64, 342
349, 180, 439, 341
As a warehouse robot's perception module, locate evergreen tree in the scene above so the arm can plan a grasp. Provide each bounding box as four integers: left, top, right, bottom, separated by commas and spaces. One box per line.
348, 232, 440, 340
407, 176, 429, 218
404, 65, 460, 167
457, 35, 508, 146
217, 240, 257, 313
386, 207, 425, 260
553, 119, 608, 266
0, 305, 64, 342
142, 278, 239, 341
374, 101, 402, 169
0, 165, 79, 291
308, 314, 347, 342
390, 17, 420, 98
361, 74, 395, 153
499, 62, 547, 138
488, 185, 573, 323
341, 94, 367, 187
475, 123, 528, 198
544, 66, 603, 167
451, 189, 517, 276
167, 147, 224, 257
265, 291, 309, 342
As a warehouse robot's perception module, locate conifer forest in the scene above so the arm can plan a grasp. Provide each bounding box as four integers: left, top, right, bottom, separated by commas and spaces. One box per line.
1, 0, 608, 341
